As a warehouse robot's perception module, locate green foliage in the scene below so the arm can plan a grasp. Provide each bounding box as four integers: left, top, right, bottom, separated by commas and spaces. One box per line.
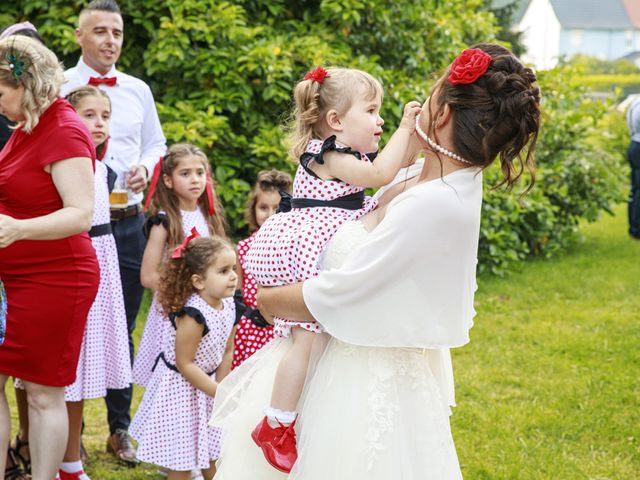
578, 74, 640, 101
560, 54, 640, 75
1, 1, 626, 275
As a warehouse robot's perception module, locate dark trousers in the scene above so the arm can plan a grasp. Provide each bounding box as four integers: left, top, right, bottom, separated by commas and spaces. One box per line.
628, 142, 640, 238
105, 212, 146, 433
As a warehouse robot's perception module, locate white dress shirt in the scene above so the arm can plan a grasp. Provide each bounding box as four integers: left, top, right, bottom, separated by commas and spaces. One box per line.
62, 57, 166, 206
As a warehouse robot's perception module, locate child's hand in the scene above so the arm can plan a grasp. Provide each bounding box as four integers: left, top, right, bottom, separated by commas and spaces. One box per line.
399, 101, 422, 131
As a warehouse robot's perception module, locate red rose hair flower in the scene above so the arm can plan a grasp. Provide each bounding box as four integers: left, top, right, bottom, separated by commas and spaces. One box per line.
447, 48, 493, 85
304, 66, 330, 84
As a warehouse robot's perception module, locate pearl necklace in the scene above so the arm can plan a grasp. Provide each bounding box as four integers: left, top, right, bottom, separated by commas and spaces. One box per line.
415, 114, 473, 165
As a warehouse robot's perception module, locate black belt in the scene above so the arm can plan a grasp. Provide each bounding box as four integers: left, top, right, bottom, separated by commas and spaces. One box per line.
88, 223, 112, 238
278, 190, 365, 213
152, 352, 216, 376
110, 203, 142, 222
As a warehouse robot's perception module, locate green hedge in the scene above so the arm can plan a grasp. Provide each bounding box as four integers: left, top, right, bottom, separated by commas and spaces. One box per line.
578, 74, 640, 100
1, 1, 626, 275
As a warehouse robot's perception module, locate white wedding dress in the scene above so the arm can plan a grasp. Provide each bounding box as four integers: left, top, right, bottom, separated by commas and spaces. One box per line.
211, 223, 463, 479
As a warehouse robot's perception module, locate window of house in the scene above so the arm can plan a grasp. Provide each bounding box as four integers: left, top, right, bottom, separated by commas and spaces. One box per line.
570, 29, 583, 48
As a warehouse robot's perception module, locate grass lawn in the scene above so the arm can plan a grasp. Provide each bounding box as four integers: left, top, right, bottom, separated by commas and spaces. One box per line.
6, 205, 639, 479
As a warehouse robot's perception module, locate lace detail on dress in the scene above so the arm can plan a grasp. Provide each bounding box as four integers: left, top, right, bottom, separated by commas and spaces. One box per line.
364, 347, 445, 471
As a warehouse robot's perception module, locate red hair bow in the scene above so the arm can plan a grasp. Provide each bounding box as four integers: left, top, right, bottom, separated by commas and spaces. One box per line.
171, 227, 200, 259
448, 48, 492, 85
304, 66, 330, 84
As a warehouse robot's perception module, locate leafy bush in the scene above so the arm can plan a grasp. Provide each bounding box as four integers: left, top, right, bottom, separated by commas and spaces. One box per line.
1, 1, 626, 275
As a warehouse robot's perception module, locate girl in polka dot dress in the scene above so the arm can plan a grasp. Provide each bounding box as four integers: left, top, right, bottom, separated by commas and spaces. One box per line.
245, 66, 421, 472
133, 144, 227, 389
130, 235, 238, 479
232, 169, 293, 369
57, 86, 132, 480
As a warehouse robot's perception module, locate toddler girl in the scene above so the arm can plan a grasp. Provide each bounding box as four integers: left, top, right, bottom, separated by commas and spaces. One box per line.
132, 143, 227, 388
130, 235, 238, 479
245, 66, 420, 472
232, 169, 293, 369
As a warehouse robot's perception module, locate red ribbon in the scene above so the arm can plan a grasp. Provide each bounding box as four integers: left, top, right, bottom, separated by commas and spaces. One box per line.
171, 227, 200, 259
88, 76, 117, 87
203, 174, 216, 216
143, 157, 163, 211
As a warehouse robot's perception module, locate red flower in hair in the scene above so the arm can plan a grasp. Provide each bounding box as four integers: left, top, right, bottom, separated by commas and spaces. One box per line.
447, 48, 492, 85
304, 66, 330, 84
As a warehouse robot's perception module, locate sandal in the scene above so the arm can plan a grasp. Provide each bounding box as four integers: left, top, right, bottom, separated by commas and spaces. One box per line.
4, 447, 30, 480
9, 435, 30, 475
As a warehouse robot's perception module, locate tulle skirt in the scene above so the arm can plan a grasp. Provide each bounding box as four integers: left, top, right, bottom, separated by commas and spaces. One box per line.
211, 334, 462, 479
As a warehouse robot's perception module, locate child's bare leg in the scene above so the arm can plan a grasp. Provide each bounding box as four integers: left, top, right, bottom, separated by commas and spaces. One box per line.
202, 460, 216, 480
167, 470, 191, 480
269, 327, 315, 413
63, 401, 83, 461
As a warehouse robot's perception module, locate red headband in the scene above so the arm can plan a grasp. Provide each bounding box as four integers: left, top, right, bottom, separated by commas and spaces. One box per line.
447, 48, 492, 85
304, 66, 330, 84
144, 157, 163, 211
172, 227, 200, 259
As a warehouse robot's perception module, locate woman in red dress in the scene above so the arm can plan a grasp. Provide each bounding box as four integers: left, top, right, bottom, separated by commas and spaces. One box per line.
0, 36, 99, 480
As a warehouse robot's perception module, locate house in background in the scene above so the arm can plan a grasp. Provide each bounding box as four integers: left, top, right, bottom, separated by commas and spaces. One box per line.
500, 0, 640, 69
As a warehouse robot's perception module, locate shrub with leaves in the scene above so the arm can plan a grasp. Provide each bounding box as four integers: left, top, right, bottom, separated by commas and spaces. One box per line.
1, 1, 625, 275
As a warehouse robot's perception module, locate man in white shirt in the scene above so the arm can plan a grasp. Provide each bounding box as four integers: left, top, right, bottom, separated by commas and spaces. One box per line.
61, 0, 166, 464
626, 95, 640, 239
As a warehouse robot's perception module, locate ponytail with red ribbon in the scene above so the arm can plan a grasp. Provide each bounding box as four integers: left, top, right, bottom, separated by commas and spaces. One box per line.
171, 227, 200, 259
144, 157, 163, 211
202, 174, 216, 216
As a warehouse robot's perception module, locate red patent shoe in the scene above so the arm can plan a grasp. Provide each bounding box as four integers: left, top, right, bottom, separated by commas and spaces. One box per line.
251, 416, 298, 473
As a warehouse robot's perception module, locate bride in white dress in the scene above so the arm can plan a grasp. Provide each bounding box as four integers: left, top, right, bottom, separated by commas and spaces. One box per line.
211, 43, 541, 479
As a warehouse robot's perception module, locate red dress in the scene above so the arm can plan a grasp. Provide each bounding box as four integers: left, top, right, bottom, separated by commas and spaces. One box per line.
0, 98, 99, 387
231, 231, 275, 369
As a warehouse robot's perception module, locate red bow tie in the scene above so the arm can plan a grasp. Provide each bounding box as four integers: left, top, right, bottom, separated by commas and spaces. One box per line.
88, 76, 117, 87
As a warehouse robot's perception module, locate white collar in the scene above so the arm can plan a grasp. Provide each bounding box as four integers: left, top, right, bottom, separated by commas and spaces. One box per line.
76, 57, 119, 82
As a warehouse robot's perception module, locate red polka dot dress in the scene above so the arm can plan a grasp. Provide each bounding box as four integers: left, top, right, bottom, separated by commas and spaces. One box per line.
132, 209, 210, 387
130, 294, 235, 470
231, 232, 275, 369
245, 137, 377, 338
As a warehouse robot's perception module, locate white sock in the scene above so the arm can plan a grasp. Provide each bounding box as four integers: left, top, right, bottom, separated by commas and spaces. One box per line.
264, 406, 297, 425
60, 461, 90, 479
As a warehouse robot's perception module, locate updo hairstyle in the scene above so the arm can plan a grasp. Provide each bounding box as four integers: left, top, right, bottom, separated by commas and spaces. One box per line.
429, 43, 541, 191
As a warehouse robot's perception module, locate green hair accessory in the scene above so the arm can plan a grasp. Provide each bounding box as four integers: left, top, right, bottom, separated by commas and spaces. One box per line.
6, 52, 26, 79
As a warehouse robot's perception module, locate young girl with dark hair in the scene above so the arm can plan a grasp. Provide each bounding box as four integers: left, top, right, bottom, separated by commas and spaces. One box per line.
232, 169, 293, 369
130, 235, 237, 479
132, 144, 227, 388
